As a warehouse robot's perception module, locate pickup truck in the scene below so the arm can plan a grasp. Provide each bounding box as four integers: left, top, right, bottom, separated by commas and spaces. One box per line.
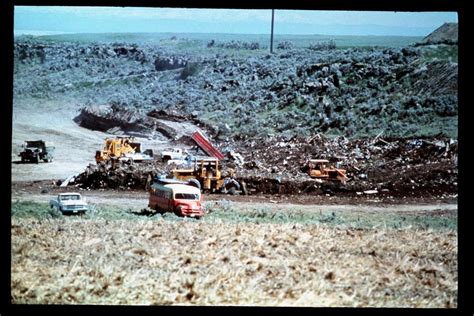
50, 193, 88, 215
160, 148, 188, 162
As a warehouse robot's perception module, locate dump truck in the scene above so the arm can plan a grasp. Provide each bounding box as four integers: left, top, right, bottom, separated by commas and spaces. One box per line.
95, 136, 153, 164
307, 159, 348, 184
171, 157, 243, 194
19, 140, 54, 163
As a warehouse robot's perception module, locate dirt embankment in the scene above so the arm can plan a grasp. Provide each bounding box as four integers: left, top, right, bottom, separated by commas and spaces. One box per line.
420, 23, 458, 45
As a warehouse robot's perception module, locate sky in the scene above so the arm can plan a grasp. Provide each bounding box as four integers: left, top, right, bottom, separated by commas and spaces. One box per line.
14, 6, 459, 36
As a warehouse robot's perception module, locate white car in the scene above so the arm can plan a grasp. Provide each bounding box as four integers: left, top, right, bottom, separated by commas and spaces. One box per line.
50, 193, 88, 215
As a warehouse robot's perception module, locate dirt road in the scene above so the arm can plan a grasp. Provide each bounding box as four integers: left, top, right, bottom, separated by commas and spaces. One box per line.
11, 98, 196, 181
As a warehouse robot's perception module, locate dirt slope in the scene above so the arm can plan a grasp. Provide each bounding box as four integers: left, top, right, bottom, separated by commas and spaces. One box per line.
421, 23, 458, 45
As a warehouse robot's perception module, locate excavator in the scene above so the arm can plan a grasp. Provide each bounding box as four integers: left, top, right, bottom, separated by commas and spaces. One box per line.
95, 136, 153, 164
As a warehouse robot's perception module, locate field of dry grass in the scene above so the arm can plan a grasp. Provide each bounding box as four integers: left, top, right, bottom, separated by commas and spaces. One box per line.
11, 217, 457, 307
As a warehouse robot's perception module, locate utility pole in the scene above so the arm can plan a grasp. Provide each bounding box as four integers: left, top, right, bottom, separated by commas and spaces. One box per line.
270, 9, 274, 53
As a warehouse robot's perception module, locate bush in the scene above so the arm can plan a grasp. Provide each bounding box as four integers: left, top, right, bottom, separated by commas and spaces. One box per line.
308, 40, 336, 51
277, 41, 294, 50
179, 62, 202, 80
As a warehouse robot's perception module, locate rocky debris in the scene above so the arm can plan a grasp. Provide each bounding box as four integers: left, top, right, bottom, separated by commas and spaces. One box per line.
72, 161, 167, 190
419, 23, 458, 45
218, 135, 457, 196
15, 43, 46, 63
154, 55, 187, 71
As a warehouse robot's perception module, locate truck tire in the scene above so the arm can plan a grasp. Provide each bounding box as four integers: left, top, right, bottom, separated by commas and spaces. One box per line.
240, 181, 248, 195
174, 206, 183, 217
228, 187, 237, 195
162, 156, 171, 162
34, 156, 39, 164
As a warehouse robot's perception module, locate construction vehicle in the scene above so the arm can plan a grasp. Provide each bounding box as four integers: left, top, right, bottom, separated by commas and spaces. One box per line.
307, 159, 348, 184
191, 131, 225, 160
171, 157, 242, 194
19, 140, 54, 163
95, 136, 153, 164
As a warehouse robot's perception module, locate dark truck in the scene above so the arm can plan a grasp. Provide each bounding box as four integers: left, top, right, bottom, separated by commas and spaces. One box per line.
19, 140, 55, 163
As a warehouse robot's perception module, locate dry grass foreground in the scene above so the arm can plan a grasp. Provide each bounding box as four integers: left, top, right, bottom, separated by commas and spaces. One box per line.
11, 218, 457, 307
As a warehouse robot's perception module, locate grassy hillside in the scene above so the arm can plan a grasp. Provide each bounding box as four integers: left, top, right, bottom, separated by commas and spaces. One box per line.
17, 32, 422, 48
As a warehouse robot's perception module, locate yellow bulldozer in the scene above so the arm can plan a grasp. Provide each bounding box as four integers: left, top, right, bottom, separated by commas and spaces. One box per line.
95, 136, 153, 164
307, 159, 348, 184
171, 157, 243, 194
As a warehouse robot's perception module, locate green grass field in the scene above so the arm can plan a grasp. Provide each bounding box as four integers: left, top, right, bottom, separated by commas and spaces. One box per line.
11, 200, 457, 231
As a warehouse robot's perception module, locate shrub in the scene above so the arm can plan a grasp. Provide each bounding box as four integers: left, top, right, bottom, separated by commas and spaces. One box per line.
308, 40, 336, 51
179, 62, 202, 80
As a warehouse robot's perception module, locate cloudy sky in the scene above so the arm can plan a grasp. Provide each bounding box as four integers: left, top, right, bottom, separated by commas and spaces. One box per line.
14, 6, 458, 36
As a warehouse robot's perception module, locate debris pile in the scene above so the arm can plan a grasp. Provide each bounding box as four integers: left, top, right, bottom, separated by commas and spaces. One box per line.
221, 135, 458, 196
72, 161, 166, 190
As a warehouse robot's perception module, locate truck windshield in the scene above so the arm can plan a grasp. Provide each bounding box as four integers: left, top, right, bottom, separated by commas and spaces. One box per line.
174, 193, 199, 200
60, 195, 80, 200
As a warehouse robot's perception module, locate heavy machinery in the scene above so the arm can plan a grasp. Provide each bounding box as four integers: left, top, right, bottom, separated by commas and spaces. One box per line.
95, 136, 153, 164
171, 157, 242, 194
19, 140, 54, 163
307, 159, 348, 184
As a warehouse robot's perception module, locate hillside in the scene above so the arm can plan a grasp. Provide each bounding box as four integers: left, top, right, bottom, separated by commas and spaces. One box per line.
420, 23, 458, 45
12, 33, 458, 196
14, 33, 458, 140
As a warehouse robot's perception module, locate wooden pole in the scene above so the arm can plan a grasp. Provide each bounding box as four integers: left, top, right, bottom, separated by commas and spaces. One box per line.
270, 9, 274, 53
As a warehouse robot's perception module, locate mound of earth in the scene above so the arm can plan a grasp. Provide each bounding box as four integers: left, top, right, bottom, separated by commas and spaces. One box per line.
420, 23, 458, 45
